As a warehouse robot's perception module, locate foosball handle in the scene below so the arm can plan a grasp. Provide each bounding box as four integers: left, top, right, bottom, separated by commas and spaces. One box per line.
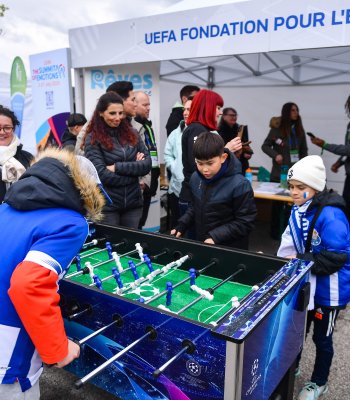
153, 339, 196, 378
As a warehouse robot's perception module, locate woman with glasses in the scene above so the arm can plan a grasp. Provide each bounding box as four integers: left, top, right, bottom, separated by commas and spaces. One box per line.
0, 105, 33, 202
218, 107, 253, 174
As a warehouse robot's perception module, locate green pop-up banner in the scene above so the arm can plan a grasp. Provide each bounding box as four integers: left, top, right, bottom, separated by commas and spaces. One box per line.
10, 56, 27, 138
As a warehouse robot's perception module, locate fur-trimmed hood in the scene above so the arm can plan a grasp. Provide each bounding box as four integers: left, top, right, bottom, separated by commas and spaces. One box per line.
269, 116, 281, 129
4, 148, 105, 221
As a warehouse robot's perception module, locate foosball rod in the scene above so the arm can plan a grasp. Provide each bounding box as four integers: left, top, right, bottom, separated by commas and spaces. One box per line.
175, 264, 246, 316
144, 259, 218, 305
153, 330, 208, 378
77, 315, 123, 346
119, 254, 191, 295
98, 248, 169, 285
75, 318, 172, 389
79, 240, 125, 260
81, 238, 106, 250
212, 270, 276, 326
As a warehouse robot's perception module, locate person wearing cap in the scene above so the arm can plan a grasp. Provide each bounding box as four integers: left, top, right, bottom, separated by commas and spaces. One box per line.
277, 155, 350, 400
61, 113, 87, 152
0, 148, 105, 399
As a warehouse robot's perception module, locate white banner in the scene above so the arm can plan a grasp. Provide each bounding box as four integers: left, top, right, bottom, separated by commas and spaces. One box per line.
69, 0, 350, 68
29, 48, 73, 151
84, 62, 161, 231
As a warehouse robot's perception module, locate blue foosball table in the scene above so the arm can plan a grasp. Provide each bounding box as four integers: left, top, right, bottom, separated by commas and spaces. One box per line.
60, 224, 311, 400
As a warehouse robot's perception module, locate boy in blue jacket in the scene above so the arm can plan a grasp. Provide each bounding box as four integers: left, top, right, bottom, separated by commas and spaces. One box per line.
171, 131, 256, 249
277, 155, 350, 400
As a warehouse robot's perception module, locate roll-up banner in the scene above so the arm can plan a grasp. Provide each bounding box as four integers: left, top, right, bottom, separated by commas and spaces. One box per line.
29, 48, 73, 152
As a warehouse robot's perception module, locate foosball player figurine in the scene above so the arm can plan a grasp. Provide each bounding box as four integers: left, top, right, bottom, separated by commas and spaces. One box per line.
166, 282, 173, 307
0, 148, 106, 399
93, 274, 103, 290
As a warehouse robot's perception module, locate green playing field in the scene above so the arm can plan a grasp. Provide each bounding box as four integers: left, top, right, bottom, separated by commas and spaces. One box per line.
66, 246, 252, 325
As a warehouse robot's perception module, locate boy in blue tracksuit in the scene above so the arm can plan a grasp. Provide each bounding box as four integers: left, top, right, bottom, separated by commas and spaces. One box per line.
277, 155, 350, 400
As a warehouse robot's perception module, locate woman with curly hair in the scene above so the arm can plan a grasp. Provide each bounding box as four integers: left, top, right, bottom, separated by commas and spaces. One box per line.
84, 92, 151, 228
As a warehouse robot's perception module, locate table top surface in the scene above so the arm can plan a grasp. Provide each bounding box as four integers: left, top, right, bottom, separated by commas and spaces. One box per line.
67, 247, 251, 325
252, 181, 293, 203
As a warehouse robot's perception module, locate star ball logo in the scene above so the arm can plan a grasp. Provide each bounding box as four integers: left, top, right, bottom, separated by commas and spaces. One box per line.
251, 359, 259, 377
186, 359, 201, 377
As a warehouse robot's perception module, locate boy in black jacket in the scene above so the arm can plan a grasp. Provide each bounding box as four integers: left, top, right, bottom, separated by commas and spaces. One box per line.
171, 132, 256, 249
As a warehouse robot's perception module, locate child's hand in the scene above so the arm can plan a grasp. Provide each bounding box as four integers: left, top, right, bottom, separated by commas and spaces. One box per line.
204, 238, 215, 245
55, 339, 80, 368
170, 229, 182, 238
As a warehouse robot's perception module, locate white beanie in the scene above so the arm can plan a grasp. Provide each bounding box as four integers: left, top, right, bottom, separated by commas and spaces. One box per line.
287, 155, 326, 192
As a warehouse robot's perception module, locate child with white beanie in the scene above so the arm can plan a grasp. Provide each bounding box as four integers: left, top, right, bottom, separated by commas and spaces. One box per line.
277, 155, 350, 400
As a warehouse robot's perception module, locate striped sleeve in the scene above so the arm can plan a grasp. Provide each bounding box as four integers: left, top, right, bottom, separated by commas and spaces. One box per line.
8, 261, 68, 364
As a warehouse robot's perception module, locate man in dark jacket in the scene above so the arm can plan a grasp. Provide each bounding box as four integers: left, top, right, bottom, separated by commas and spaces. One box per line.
133, 91, 160, 229
165, 85, 199, 136
61, 113, 87, 151
171, 132, 256, 250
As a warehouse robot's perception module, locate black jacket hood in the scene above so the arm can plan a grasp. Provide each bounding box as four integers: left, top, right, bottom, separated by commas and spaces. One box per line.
308, 189, 346, 212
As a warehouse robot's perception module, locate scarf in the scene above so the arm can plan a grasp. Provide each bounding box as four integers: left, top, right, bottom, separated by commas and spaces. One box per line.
288, 199, 316, 310
0, 135, 26, 187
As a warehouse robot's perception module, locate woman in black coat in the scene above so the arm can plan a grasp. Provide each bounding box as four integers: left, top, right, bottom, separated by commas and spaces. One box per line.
84, 92, 151, 228
0, 105, 33, 202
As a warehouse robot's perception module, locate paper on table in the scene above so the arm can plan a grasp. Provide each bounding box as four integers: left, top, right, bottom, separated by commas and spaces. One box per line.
254, 182, 289, 195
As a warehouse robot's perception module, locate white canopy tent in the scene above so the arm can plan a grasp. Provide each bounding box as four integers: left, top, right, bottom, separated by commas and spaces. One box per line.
69, 0, 350, 192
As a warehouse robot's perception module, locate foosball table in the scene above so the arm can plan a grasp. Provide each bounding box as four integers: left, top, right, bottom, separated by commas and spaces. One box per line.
59, 224, 311, 400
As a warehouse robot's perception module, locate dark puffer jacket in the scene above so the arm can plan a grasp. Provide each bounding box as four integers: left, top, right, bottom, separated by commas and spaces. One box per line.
84, 130, 151, 211
261, 117, 308, 182
176, 150, 257, 249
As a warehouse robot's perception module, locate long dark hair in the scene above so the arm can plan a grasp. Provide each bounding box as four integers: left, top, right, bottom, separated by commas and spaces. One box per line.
87, 92, 137, 150
280, 102, 304, 138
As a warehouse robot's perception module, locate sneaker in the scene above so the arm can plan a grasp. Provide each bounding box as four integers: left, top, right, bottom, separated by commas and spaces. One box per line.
298, 382, 328, 400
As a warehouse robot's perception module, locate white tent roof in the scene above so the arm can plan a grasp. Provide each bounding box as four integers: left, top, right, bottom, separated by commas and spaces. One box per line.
69, 0, 350, 88
160, 46, 350, 87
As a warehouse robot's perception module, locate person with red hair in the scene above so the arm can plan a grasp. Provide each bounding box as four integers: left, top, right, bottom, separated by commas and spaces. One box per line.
179, 89, 242, 225
84, 92, 151, 228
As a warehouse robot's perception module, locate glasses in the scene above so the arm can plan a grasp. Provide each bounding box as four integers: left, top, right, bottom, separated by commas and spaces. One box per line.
0, 126, 14, 134
225, 114, 237, 117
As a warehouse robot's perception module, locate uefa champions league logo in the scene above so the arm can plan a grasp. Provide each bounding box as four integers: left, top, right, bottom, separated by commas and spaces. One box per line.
186, 359, 202, 377
251, 359, 259, 377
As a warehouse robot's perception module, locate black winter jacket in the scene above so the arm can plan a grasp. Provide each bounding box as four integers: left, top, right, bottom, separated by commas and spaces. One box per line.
61, 128, 77, 151
84, 130, 151, 211
0, 145, 33, 203
180, 122, 211, 202
176, 150, 257, 248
